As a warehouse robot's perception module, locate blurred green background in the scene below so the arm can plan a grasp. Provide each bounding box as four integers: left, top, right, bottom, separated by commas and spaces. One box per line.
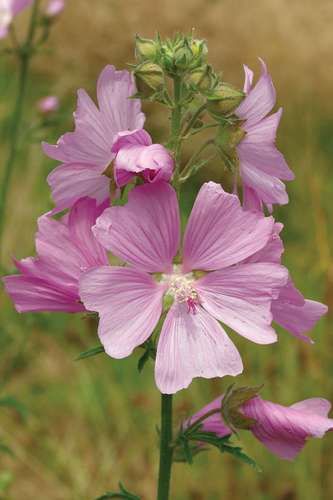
0, 0, 332, 498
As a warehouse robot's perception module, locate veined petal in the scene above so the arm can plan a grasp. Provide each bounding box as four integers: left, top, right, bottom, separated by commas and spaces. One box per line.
243, 64, 254, 94
290, 398, 331, 417
93, 182, 180, 273
184, 395, 231, 438
155, 303, 243, 394
240, 160, 289, 206
182, 182, 274, 272
47, 162, 110, 212
197, 263, 288, 344
236, 58, 276, 126
79, 266, 164, 358
244, 222, 284, 264
243, 396, 333, 460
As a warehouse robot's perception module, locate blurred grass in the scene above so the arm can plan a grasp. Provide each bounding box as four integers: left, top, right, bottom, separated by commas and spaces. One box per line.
0, 0, 333, 499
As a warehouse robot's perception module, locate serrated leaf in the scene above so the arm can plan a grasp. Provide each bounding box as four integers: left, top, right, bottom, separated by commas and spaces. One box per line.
75, 345, 105, 361
220, 443, 262, 472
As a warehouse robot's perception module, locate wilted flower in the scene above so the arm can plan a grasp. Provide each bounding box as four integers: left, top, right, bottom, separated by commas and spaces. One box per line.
79, 181, 288, 394
45, 0, 64, 17
0, 0, 33, 38
235, 59, 294, 209
37, 95, 59, 114
43, 65, 173, 212
185, 394, 333, 460
3, 198, 108, 312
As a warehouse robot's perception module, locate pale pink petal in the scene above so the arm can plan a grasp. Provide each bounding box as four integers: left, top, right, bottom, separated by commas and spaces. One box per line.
242, 185, 262, 212
243, 396, 333, 460
184, 396, 231, 438
79, 266, 164, 358
182, 182, 274, 273
97, 65, 145, 136
236, 59, 276, 126
93, 182, 180, 273
240, 160, 289, 205
290, 398, 332, 417
155, 303, 243, 394
47, 162, 109, 212
238, 142, 293, 183
196, 263, 288, 344
12, 0, 33, 15
244, 222, 284, 264
243, 64, 254, 94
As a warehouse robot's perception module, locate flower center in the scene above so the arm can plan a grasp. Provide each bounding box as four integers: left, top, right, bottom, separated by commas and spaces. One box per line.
161, 266, 200, 314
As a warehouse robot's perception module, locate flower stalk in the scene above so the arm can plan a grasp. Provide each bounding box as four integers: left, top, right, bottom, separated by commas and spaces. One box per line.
157, 393, 173, 500
0, 0, 40, 255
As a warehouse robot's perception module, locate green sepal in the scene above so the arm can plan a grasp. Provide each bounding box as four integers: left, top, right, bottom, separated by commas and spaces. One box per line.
96, 481, 140, 499
75, 344, 105, 361
137, 339, 156, 373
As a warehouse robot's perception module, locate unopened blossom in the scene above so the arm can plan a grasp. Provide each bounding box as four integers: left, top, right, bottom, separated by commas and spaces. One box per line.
185, 394, 333, 460
37, 95, 59, 114
80, 181, 288, 394
235, 59, 294, 210
3, 197, 108, 313
244, 222, 327, 342
45, 0, 64, 17
0, 0, 33, 38
43, 65, 173, 212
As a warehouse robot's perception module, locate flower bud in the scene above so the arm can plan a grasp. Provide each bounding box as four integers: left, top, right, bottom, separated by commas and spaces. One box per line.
174, 42, 193, 70
221, 384, 262, 432
207, 83, 244, 116
134, 62, 164, 97
135, 35, 158, 61
187, 64, 215, 91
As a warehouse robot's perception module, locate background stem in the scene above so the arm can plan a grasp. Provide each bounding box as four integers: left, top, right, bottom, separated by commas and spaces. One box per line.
157, 394, 173, 500
0, 0, 40, 255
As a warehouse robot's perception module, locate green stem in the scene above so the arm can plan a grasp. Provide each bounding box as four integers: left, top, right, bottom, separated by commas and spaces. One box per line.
0, 0, 40, 255
170, 75, 183, 197
179, 139, 215, 182
181, 102, 207, 137
157, 394, 173, 500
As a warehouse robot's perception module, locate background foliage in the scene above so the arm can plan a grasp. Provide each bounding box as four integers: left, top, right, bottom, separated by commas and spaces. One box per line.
0, 0, 332, 498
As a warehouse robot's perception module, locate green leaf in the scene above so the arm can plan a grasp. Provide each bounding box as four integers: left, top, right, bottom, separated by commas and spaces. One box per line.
75, 345, 105, 361
0, 396, 28, 420
137, 339, 156, 373
220, 442, 262, 472
96, 481, 140, 499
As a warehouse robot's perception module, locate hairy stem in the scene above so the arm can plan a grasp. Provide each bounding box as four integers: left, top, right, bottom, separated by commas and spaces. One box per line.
157, 394, 173, 500
0, 0, 40, 257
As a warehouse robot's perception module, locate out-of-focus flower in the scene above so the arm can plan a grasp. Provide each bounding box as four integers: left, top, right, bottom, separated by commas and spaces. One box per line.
244, 222, 327, 342
45, 0, 64, 17
235, 59, 294, 210
3, 197, 108, 313
185, 394, 333, 460
43, 65, 173, 212
79, 181, 288, 394
0, 0, 33, 39
37, 95, 59, 114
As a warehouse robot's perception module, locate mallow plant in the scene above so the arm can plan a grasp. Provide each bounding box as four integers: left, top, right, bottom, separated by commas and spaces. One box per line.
3, 33, 331, 500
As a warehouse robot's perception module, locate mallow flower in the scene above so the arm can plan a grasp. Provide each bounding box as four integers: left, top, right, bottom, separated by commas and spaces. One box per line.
0, 0, 33, 38
37, 95, 59, 114
79, 181, 288, 394
243, 222, 327, 342
235, 59, 294, 210
3, 197, 108, 313
185, 394, 333, 460
43, 65, 173, 212
45, 0, 64, 17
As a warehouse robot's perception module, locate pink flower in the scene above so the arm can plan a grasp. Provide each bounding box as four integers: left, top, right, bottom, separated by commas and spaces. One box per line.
3, 197, 108, 313
0, 0, 33, 38
186, 394, 333, 460
45, 0, 64, 17
244, 223, 327, 343
43, 65, 173, 212
79, 181, 288, 394
235, 59, 294, 210
37, 95, 59, 114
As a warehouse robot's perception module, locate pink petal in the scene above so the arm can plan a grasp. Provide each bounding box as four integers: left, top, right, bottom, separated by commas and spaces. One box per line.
93, 182, 180, 273
238, 141, 294, 182
290, 398, 332, 417
182, 182, 274, 273
243, 64, 254, 94
155, 303, 243, 394
184, 395, 231, 438
196, 262, 288, 344
97, 65, 145, 136
236, 58, 276, 126
240, 159, 289, 206
242, 185, 263, 212
79, 266, 164, 358
47, 162, 109, 212
243, 396, 333, 460
244, 222, 284, 264
12, 0, 33, 15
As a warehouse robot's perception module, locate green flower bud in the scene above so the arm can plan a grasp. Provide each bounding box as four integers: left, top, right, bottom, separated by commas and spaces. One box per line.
134, 62, 164, 96
187, 64, 215, 91
174, 42, 194, 70
207, 83, 245, 116
221, 384, 263, 433
135, 35, 158, 61
190, 38, 208, 59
